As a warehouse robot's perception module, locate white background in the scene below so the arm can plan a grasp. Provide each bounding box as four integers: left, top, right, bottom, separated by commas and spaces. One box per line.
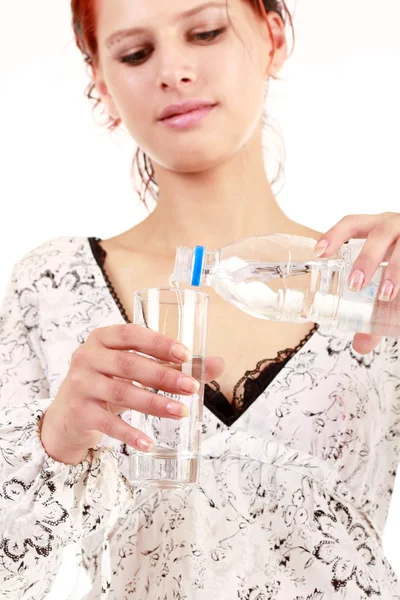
1, 0, 400, 597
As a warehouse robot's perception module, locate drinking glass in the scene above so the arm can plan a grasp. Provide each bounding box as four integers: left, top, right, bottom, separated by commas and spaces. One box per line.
130, 288, 208, 488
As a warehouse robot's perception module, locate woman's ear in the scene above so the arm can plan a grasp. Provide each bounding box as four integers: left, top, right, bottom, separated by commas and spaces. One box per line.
93, 67, 120, 120
263, 11, 288, 77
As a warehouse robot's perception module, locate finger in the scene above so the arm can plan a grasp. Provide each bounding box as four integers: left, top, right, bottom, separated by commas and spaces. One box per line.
314, 213, 392, 257
347, 222, 399, 292
90, 323, 192, 363
205, 357, 225, 382
106, 376, 142, 415
90, 405, 155, 452
88, 348, 200, 396
113, 355, 226, 387
73, 371, 191, 419
352, 333, 382, 354
377, 237, 400, 303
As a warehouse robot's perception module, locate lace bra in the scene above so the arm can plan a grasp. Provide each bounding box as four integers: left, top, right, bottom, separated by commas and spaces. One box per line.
88, 237, 319, 426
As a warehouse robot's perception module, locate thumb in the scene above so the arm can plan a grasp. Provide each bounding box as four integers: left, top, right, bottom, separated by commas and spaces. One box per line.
205, 356, 225, 382
352, 333, 382, 354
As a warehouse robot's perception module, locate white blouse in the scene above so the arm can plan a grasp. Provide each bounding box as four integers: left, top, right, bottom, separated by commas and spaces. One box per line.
1, 236, 400, 600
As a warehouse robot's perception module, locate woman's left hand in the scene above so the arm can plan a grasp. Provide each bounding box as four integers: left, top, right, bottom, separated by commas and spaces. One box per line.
314, 212, 400, 354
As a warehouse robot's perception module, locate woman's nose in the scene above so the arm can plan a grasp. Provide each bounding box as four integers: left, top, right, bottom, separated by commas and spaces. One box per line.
155, 46, 197, 91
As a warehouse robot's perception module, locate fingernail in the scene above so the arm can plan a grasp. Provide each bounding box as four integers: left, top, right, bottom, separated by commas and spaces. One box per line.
313, 240, 329, 257
378, 280, 394, 302
167, 402, 189, 417
179, 376, 200, 394
137, 438, 154, 452
171, 343, 192, 362
348, 270, 365, 292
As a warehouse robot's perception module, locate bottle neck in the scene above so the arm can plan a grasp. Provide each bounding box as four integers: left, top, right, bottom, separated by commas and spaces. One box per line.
201, 249, 220, 286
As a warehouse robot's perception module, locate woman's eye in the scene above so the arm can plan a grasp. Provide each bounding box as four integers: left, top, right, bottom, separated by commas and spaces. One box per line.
192, 28, 225, 42
119, 28, 225, 66
120, 48, 152, 66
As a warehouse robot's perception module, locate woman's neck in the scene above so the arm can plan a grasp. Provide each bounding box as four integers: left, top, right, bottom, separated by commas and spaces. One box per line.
146, 182, 289, 254
127, 127, 294, 256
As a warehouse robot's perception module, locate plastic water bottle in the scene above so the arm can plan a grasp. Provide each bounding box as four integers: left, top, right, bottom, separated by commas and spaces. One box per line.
171, 233, 400, 337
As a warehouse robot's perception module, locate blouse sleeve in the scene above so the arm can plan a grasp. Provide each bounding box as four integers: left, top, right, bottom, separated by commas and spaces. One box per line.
0, 262, 134, 599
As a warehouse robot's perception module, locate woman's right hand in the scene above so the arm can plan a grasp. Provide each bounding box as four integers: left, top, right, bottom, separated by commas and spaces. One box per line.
40, 323, 202, 465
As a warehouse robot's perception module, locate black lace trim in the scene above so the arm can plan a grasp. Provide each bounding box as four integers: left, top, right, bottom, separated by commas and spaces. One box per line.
88, 237, 319, 427
205, 322, 319, 426
88, 237, 130, 323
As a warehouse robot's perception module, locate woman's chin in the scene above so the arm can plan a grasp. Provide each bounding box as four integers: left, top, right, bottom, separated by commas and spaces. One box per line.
153, 151, 229, 174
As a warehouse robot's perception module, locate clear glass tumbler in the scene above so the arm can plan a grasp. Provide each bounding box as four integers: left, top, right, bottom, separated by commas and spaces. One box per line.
130, 288, 209, 488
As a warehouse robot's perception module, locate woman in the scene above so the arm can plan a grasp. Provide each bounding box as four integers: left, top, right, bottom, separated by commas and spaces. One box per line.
1, 0, 400, 598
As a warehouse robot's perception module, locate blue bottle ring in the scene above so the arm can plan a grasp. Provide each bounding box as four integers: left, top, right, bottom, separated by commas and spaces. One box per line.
191, 246, 205, 287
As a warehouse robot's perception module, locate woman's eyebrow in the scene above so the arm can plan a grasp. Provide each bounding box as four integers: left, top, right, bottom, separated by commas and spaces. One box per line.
105, 1, 226, 48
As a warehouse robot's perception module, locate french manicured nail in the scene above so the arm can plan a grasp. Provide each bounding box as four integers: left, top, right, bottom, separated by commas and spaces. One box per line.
179, 376, 200, 394
348, 270, 365, 292
171, 343, 192, 362
167, 402, 189, 418
313, 240, 329, 257
137, 438, 154, 452
378, 280, 394, 302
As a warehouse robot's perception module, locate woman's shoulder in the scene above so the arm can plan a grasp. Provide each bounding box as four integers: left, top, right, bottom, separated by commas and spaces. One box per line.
14, 235, 94, 286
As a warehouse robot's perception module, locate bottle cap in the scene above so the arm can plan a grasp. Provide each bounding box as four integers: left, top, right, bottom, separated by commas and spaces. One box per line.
191, 246, 205, 287
172, 246, 194, 284
172, 246, 206, 286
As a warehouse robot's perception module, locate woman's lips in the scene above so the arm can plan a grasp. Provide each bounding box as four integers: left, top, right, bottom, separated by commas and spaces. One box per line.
159, 104, 216, 130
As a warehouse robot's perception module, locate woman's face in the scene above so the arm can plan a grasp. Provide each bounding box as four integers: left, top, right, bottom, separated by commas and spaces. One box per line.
94, 0, 287, 173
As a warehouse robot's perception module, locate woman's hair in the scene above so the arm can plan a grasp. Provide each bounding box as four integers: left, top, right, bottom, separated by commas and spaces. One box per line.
71, 0, 294, 208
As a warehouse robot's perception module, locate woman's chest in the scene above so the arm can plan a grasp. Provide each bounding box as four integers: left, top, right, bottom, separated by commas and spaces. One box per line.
102, 249, 319, 403
202, 330, 389, 473
204, 293, 318, 402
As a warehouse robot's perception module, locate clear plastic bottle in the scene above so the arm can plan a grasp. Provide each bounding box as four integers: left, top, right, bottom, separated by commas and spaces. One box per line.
171, 233, 400, 337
